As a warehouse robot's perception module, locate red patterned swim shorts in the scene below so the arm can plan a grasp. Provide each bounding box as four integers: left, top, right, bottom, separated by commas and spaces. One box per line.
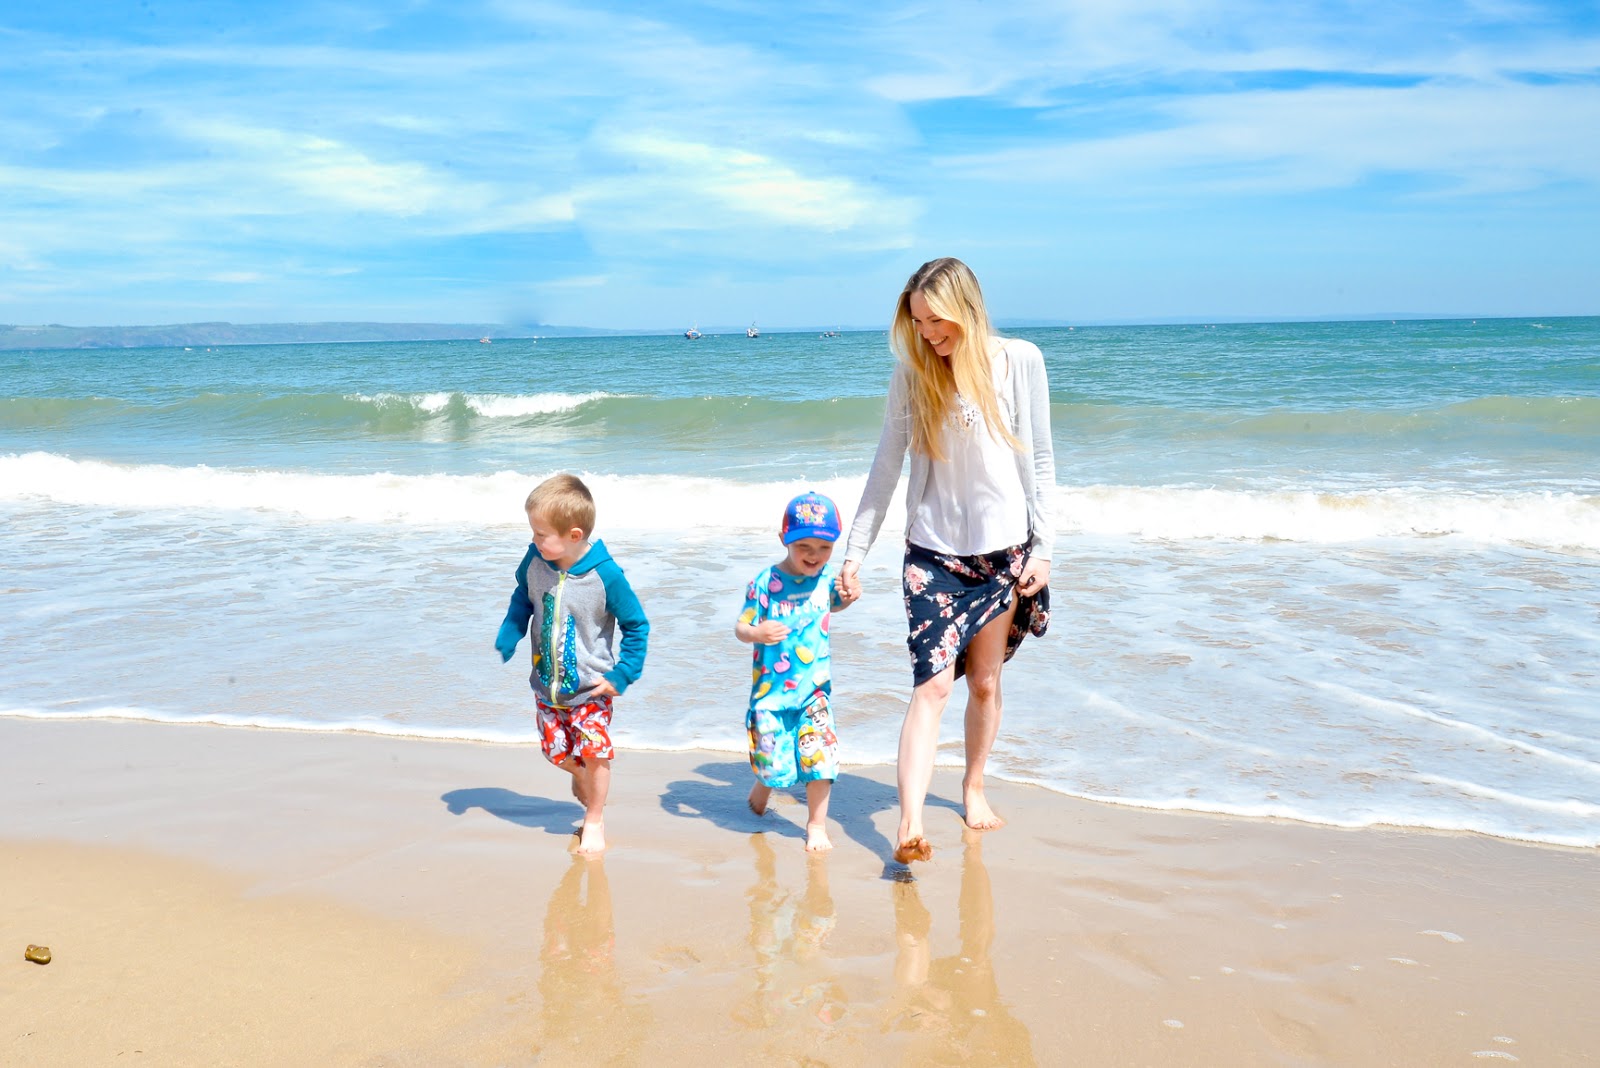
536, 695, 615, 767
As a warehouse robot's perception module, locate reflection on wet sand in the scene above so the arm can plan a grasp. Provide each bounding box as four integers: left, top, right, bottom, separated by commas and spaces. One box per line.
887, 830, 1036, 1064
734, 834, 848, 1042
536, 857, 647, 1062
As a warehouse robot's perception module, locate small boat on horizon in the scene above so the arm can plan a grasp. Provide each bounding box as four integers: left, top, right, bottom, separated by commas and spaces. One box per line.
746, 322, 759, 338
478, 337, 492, 344
685, 325, 702, 339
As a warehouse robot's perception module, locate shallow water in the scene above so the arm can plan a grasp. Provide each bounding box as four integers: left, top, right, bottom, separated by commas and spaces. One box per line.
4, 318, 1598, 844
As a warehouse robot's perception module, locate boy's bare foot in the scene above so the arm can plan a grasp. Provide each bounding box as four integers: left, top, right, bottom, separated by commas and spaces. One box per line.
893, 836, 933, 864
804, 823, 833, 852
963, 785, 1005, 830
747, 782, 772, 816
575, 821, 606, 854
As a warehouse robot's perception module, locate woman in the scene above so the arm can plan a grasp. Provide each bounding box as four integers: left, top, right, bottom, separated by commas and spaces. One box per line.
838, 257, 1054, 864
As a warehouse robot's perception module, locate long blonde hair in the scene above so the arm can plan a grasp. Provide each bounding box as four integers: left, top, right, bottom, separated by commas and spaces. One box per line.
892, 257, 1020, 461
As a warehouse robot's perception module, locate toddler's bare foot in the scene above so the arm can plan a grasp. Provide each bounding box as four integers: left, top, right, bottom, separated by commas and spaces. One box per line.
804, 823, 833, 852
747, 783, 772, 816
893, 835, 933, 864
576, 821, 606, 854
962, 785, 1005, 831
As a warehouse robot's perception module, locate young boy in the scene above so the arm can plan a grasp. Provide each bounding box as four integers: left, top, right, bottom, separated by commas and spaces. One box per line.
496, 473, 649, 854
735, 491, 858, 852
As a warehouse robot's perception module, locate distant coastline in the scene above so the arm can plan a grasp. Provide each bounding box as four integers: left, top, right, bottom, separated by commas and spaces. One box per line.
0, 321, 620, 351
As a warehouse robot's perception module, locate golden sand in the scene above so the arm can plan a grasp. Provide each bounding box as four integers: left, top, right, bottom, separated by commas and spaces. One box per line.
4, 718, 1596, 1065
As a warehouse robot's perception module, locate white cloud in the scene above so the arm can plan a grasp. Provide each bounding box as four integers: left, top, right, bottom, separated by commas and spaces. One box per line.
591, 132, 894, 231
940, 79, 1600, 196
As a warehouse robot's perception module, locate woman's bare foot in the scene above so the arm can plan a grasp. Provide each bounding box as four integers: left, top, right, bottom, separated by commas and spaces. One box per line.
747, 782, 772, 816
575, 821, 606, 854
963, 784, 1005, 830
893, 836, 933, 864
805, 823, 834, 852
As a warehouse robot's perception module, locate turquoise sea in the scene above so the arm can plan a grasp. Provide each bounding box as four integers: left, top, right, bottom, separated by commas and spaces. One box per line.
3, 318, 1598, 846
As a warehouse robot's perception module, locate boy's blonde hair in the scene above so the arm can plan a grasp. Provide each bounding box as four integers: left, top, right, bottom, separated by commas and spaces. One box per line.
525, 473, 596, 537
892, 257, 1021, 462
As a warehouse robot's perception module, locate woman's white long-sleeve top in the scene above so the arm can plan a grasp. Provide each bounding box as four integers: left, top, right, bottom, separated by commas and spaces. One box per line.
843, 337, 1056, 564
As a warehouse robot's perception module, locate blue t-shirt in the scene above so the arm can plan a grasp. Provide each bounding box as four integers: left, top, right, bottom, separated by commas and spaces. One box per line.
739, 561, 843, 712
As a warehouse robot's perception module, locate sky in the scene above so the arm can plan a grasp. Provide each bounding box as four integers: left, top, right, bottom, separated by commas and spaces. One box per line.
2, 1, 1598, 332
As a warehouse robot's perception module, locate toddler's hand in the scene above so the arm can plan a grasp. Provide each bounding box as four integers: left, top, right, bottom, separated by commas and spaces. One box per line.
591, 678, 620, 699
494, 618, 523, 662
836, 562, 862, 602
752, 620, 790, 645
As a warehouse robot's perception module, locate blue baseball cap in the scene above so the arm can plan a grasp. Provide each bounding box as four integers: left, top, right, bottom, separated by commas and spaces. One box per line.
781, 491, 842, 544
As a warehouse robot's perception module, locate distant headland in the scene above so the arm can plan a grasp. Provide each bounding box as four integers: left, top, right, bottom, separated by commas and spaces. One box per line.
0, 321, 621, 351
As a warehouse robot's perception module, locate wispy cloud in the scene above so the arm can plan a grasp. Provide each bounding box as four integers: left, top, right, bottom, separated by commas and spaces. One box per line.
942, 80, 1600, 196
584, 132, 911, 234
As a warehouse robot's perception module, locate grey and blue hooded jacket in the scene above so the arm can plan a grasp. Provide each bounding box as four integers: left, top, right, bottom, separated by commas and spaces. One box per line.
500, 539, 649, 704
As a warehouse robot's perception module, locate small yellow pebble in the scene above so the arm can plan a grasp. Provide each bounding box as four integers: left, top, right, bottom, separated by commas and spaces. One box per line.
25, 945, 51, 965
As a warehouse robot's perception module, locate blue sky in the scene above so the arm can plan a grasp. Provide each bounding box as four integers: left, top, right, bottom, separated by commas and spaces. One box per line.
3, 1, 1597, 330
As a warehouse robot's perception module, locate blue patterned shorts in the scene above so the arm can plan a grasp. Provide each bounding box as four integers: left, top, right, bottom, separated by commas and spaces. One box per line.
747, 691, 838, 788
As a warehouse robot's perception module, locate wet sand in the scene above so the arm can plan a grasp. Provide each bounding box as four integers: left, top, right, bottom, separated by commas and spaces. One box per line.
4, 716, 1596, 1066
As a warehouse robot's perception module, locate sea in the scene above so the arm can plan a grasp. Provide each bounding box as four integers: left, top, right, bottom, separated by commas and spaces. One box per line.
3, 318, 1598, 848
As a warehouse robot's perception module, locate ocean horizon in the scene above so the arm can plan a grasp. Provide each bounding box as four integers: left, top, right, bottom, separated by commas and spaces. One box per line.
4, 316, 1597, 847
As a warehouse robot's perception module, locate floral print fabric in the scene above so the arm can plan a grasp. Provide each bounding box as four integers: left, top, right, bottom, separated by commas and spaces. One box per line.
902, 540, 1049, 685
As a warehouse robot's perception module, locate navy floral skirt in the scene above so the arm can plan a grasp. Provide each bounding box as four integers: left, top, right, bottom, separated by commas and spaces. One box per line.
902, 540, 1050, 686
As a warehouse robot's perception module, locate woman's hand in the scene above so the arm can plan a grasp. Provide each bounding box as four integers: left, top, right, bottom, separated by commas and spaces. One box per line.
836, 561, 863, 602
1018, 558, 1050, 596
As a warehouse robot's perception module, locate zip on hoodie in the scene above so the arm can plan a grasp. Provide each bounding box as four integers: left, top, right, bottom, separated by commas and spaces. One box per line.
551, 570, 568, 698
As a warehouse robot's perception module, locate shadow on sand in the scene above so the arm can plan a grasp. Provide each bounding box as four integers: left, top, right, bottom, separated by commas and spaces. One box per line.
657, 758, 961, 870
440, 785, 580, 837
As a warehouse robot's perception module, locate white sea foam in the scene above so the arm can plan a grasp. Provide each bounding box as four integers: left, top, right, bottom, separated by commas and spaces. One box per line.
353, 391, 612, 417
1321, 682, 1600, 777
6, 452, 1598, 550
0, 452, 868, 531
1059, 484, 1600, 550
1411, 774, 1600, 816
0, 704, 537, 746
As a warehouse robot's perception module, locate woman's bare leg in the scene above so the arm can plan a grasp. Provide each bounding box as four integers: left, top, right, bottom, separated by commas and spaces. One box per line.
960, 600, 1019, 830
896, 666, 954, 860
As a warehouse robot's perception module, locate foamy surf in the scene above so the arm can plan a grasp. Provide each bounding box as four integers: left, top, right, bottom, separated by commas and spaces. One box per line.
6, 452, 1597, 550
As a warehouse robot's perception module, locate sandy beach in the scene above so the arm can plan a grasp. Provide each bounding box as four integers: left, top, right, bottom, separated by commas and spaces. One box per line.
4, 716, 1596, 1066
